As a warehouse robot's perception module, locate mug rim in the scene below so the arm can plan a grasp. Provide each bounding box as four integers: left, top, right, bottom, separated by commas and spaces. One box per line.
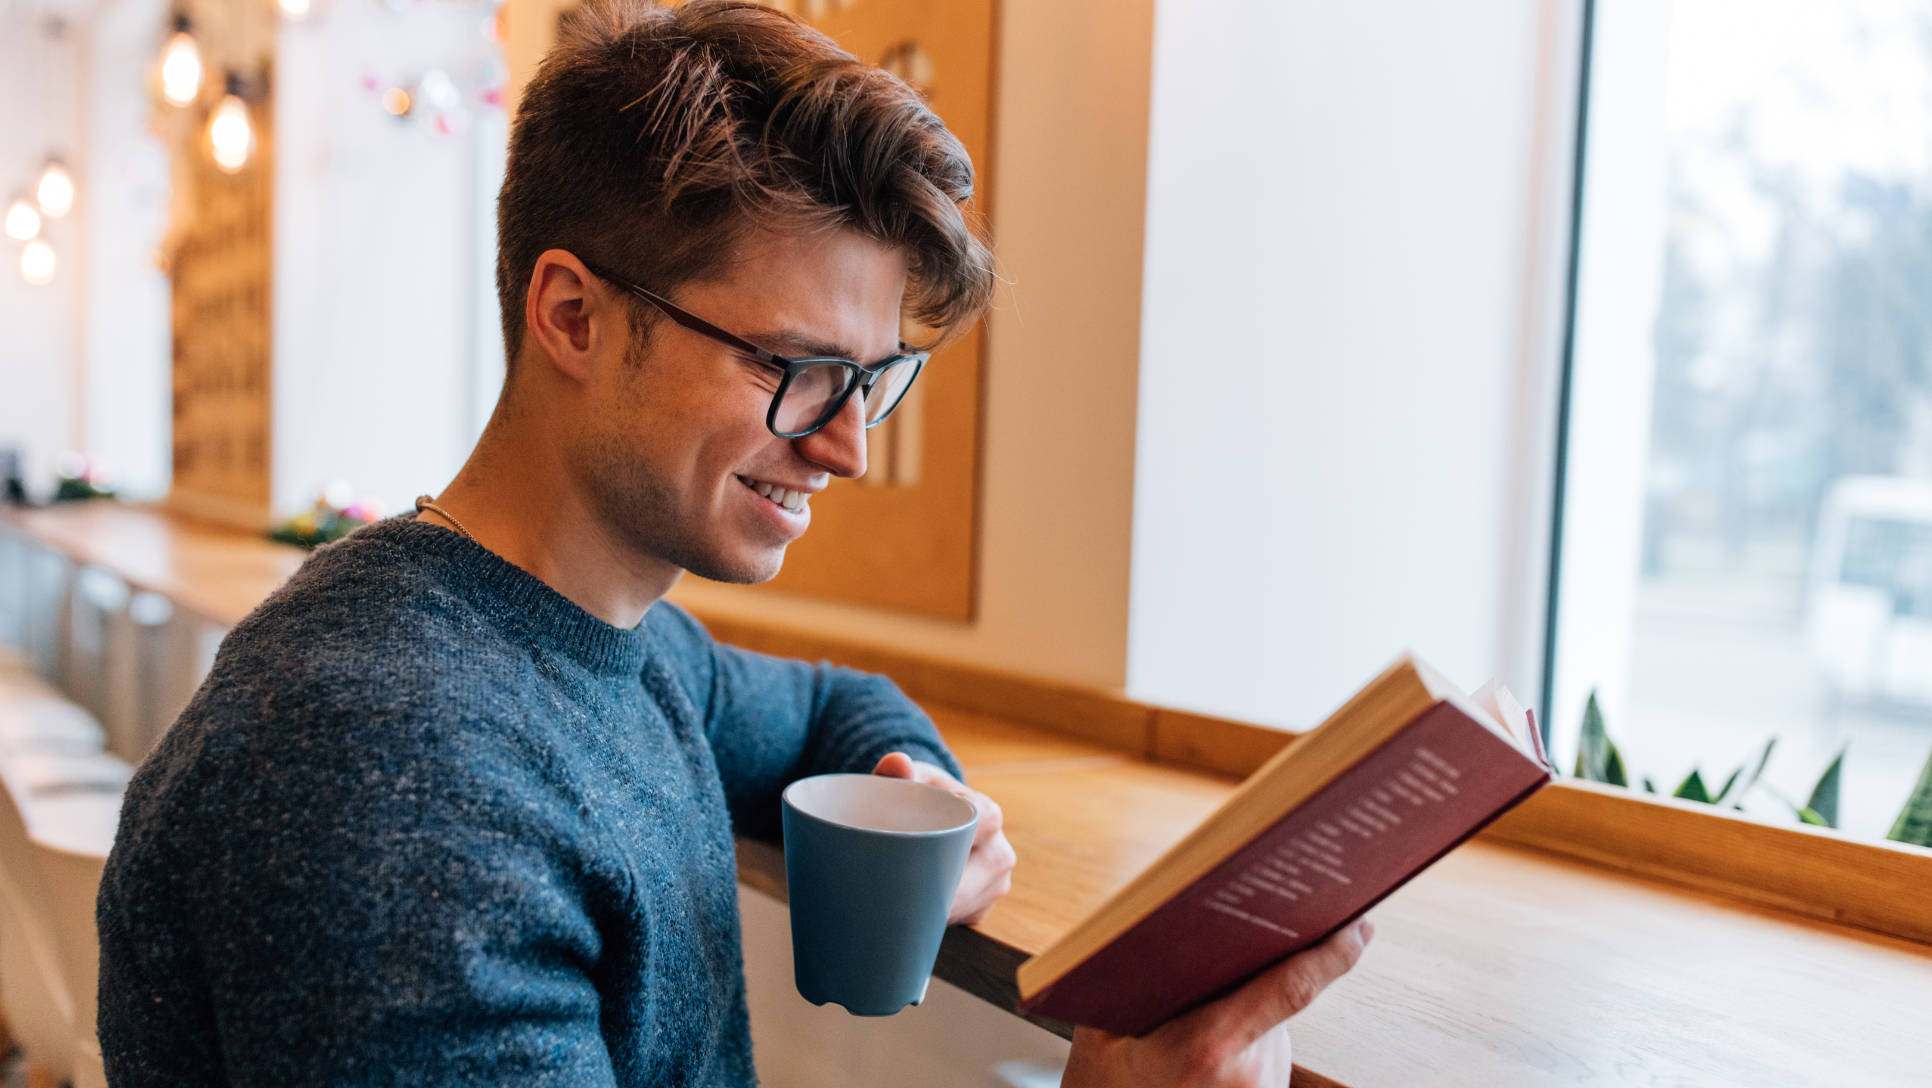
781, 773, 980, 838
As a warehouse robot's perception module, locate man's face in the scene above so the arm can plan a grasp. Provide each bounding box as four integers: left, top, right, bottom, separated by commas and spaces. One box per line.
573, 226, 908, 584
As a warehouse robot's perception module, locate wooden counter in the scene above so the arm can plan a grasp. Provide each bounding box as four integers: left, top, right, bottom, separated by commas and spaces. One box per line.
8, 503, 1932, 1086
1, 502, 303, 628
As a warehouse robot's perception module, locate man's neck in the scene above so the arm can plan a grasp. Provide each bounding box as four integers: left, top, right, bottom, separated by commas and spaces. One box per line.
419, 416, 681, 630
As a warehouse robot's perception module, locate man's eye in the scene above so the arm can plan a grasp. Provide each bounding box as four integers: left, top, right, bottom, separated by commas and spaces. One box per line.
739, 355, 782, 387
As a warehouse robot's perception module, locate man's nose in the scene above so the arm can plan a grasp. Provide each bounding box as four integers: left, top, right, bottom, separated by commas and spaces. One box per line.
793, 388, 868, 479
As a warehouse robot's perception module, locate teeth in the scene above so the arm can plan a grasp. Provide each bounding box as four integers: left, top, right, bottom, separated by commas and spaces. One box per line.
741, 476, 808, 513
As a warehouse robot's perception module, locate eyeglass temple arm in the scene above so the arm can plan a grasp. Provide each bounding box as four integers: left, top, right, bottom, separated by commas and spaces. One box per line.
580, 258, 923, 369
635, 286, 919, 373
632, 285, 784, 363
578, 258, 784, 364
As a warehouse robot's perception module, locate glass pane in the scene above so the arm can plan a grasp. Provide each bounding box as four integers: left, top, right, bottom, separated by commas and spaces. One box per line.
1556, 0, 1932, 841
773, 362, 852, 435
862, 358, 922, 426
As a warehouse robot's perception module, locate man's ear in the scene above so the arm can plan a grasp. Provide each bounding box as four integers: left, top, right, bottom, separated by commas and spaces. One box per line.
524, 249, 617, 384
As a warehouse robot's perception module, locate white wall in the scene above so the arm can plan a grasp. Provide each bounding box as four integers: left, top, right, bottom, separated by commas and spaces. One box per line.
1128, 0, 1581, 728
271, 4, 505, 518
0, 14, 83, 495
81, 0, 172, 501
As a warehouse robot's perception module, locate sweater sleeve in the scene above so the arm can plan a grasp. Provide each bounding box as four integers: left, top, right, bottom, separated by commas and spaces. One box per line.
647, 603, 963, 843
98, 697, 623, 1088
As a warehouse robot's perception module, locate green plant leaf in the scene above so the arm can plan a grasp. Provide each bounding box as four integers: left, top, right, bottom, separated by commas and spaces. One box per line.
1747, 736, 1778, 783
1797, 807, 1831, 827
1642, 775, 1658, 793
1710, 764, 1744, 805
1887, 746, 1932, 848
1804, 747, 1846, 830
1573, 692, 1629, 785
1572, 692, 1600, 778
1603, 737, 1629, 788
1729, 736, 1778, 808
1673, 769, 1713, 804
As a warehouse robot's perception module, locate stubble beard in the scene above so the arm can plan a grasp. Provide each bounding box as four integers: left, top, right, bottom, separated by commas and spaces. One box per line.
572, 420, 786, 587
573, 325, 790, 586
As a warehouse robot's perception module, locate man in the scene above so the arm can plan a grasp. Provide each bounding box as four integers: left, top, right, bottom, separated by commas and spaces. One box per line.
98, 1, 1368, 1084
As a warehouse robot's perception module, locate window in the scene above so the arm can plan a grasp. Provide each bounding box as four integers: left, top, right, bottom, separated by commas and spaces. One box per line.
1551, 0, 1932, 841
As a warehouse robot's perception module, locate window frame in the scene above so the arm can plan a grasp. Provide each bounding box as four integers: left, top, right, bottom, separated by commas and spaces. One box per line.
1537, 0, 1932, 877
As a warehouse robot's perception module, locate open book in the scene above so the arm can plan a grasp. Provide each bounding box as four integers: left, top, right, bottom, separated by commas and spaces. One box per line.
1015, 654, 1555, 1036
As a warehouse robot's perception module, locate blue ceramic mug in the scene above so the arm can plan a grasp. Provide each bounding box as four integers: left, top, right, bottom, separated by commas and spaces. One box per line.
780, 773, 979, 1016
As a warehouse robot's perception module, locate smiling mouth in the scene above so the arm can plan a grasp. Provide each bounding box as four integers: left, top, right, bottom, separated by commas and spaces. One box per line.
736, 475, 809, 513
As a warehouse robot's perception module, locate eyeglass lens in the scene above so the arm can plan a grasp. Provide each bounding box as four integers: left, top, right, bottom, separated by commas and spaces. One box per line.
861, 359, 921, 424
774, 358, 921, 435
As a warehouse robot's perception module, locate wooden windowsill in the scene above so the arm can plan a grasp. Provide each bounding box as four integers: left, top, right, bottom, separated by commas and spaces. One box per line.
8, 503, 1932, 1085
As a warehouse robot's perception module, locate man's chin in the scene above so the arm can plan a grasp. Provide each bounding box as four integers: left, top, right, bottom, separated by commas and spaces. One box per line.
685, 546, 788, 586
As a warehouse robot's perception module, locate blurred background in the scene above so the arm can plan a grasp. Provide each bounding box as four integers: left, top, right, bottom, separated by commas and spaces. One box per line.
7, 0, 1932, 838
0, 0, 1928, 992
5, 0, 1932, 1082
0, 0, 508, 519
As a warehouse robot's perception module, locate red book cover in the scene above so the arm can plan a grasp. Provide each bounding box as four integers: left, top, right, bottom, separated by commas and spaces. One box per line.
1018, 699, 1553, 1036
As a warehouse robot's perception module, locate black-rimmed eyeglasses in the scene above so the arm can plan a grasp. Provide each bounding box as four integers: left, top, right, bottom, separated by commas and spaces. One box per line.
579, 259, 930, 440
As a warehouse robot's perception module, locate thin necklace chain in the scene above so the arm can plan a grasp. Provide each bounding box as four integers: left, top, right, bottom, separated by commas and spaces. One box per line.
413, 494, 475, 541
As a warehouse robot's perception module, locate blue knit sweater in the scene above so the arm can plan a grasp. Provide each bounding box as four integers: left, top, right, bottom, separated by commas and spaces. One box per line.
96, 516, 961, 1086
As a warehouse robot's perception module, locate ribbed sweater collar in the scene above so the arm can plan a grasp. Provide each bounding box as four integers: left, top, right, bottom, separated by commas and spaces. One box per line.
346, 515, 651, 677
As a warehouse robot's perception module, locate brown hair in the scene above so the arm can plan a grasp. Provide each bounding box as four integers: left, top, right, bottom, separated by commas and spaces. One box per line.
495, 0, 995, 370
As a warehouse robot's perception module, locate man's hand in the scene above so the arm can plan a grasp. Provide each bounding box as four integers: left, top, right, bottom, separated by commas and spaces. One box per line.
1060, 918, 1374, 1088
871, 752, 1016, 925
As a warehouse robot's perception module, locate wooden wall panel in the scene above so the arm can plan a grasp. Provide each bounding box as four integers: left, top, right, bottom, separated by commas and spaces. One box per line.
745, 0, 999, 621
160, 0, 277, 529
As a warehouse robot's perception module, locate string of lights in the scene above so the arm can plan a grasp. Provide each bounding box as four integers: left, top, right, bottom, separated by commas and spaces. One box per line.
6, 19, 75, 286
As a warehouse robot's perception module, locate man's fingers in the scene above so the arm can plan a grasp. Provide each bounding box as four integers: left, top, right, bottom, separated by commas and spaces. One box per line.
1184, 918, 1373, 1052
1232, 920, 1370, 1038
953, 879, 1009, 925
872, 751, 918, 779
870, 754, 1016, 925
871, 756, 1001, 839
952, 850, 1014, 924
971, 793, 1003, 842
976, 829, 1017, 879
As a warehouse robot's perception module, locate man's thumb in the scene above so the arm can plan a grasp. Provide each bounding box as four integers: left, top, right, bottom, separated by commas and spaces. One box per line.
872, 751, 917, 778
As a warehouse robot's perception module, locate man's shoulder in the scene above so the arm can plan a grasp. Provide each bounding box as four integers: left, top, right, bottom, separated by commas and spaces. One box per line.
231, 519, 483, 662
219, 520, 536, 697
642, 600, 734, 715
138, 523, 543, 803
643, 599, 716, 661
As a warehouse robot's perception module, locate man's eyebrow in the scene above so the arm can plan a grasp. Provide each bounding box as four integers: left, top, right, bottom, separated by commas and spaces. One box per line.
743, 329, 873, 361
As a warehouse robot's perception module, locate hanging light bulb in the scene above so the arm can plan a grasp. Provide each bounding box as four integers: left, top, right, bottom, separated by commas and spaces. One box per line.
36, 160, 74, 218
22, 240, 56, 286
381, 86, 413, 117
209, 74, 255, 173
4, 198, 39, 241
278, 0, 312, 19
159, 14, 203, 107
